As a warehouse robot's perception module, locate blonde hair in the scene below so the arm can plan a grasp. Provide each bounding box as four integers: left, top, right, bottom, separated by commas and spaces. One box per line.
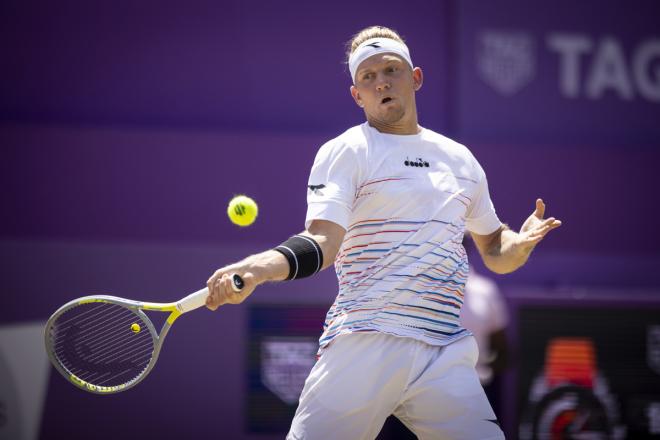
345, 26, 406, 63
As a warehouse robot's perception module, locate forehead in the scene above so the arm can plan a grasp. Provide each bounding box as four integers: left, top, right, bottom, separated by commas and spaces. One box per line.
356, 53, 407, 73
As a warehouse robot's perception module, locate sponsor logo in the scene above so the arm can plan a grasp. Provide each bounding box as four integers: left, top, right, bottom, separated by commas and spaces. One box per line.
476, 30, 660, 103
70, 374, 127, 393
233, 204, 246, 216
261, 337, 317, 405
307, 184, 326, 196
547, 34, 660, 102
477, 30, 536, 96
404, 157, 429, 168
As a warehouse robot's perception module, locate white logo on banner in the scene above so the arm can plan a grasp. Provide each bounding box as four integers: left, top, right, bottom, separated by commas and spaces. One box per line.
476, 31, 536, 96
547, 34, 660, 102
647, 325, 660, 375
261, 337, 317, 405
475, 30, 660, 103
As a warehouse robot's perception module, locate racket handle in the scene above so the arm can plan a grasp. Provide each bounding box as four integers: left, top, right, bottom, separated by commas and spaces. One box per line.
177, 274, 244, 313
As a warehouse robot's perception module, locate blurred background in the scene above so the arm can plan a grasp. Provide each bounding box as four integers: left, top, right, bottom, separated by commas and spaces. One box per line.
1, 0, 659, 438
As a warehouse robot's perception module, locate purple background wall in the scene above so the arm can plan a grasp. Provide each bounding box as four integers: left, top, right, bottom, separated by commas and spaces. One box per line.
1, 0, 659, 438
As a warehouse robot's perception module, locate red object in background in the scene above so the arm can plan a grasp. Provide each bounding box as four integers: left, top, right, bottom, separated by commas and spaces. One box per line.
545, 338, 596, 389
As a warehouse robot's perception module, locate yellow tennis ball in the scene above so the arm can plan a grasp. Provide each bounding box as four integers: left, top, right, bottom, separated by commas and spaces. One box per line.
227, 195, 258, 227
131, 323, 141, 333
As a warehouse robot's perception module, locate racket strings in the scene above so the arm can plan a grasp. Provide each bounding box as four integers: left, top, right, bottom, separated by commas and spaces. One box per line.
56, 306, 147, 354
49, 302, 156, 387
55, 317, 153, 385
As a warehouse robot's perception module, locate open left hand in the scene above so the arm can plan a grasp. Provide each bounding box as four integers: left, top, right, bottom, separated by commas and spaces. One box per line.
517, 198, 562, 253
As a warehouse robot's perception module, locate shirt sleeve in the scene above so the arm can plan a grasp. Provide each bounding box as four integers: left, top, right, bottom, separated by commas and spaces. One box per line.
304, 140, 359, 231
465, 157, 502, 235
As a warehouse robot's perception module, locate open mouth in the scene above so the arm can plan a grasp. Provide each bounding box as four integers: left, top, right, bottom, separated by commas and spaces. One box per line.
381, 97, 393, 104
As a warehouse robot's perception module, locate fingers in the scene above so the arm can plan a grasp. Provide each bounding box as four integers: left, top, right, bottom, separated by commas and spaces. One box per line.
540, 216, 561, 229
206, 271, 234, 311
523, 217, 562, 244
205, 272, 222, 311
517, 199, 561, 252
534, 198, 545, 219
532, 218, 560, 236
205, 270, 252, 311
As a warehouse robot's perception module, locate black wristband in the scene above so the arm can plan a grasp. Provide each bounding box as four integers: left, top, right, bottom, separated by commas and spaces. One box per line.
273, 235, 324, 280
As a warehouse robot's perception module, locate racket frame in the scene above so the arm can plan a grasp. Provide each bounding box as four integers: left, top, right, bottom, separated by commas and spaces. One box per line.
45, 274, 242, 394
45, 292, 197, 394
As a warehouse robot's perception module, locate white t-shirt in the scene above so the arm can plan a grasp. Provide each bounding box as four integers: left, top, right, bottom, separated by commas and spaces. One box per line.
305, 122, 502, 353
460, 269, 509, 385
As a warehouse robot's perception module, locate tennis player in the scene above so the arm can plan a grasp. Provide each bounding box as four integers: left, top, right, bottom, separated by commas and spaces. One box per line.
206, 26, 561, 440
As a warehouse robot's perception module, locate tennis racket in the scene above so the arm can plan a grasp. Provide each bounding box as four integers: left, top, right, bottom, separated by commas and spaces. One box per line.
44, 274, 244, 394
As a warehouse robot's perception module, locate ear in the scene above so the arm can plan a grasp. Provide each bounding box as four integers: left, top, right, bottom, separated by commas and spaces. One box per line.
350, 85, 363, 108
412, 67, 424, 91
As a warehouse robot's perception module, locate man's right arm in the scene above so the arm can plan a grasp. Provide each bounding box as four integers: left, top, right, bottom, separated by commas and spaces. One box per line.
205, 219, 345, 310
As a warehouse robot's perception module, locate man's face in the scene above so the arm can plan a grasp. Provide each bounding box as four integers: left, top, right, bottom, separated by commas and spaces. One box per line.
350, 53, 423, 127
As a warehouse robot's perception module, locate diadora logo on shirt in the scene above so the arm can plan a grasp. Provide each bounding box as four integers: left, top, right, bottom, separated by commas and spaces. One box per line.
308, 184, 326, 196
404, 157, 430, 168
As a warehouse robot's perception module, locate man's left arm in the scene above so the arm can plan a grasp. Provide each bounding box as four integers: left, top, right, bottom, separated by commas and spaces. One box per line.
471, 198, 561, 274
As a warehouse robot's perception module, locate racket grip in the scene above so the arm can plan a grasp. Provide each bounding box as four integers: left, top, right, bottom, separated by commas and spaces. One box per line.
177, 287, 209, 313
177, 274, 244, 313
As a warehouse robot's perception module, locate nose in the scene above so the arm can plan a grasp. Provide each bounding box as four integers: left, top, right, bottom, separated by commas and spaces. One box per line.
375, 74, 391, 91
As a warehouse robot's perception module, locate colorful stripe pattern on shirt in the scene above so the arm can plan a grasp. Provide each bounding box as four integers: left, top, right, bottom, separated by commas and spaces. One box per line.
307, 124, 502, 355
319, 181, 473, 353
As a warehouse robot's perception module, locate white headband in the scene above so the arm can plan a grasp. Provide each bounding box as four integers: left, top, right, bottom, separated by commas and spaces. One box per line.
348, 37, 413, 83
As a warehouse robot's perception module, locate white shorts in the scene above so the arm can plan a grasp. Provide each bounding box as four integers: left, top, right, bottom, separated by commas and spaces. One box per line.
287, 332, 504, 440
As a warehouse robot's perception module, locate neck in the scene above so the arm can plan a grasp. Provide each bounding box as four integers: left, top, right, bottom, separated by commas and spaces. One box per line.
368, 119, 420, 135
366, 109, 420, 135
